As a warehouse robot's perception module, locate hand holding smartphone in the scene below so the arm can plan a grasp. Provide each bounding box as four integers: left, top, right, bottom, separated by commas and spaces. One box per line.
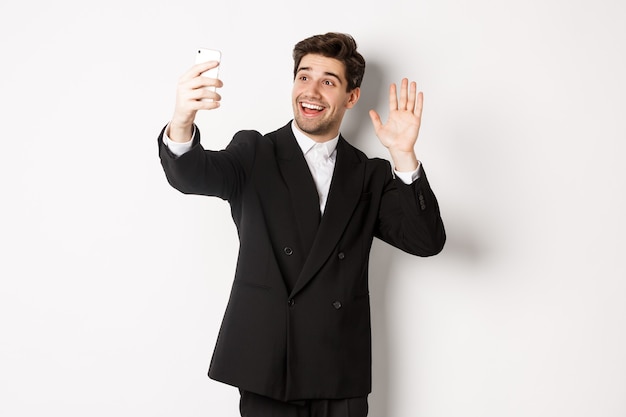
168, 48, 222, 141
195, 48, 221, 97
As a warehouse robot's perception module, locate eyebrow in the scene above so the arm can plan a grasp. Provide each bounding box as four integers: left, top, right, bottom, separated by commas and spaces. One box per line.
297, 67, 343, 85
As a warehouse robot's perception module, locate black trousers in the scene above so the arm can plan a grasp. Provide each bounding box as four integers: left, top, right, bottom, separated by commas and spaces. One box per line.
239, 390, 368, 417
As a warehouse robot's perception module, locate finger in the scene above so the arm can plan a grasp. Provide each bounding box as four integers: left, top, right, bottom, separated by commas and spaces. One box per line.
180, 61, 220, 82
185, 75, 223, 91
197, 100, 221, 111
398, 78, 409, 110
187, 94, 222, 111
177, 79, 222, 108
407, 81, 417, 113
200, 90, 222, 103
193, 60, 220, 77
415, 91, 424, 118
388, 83, 398, 111
185, 87, 222, 103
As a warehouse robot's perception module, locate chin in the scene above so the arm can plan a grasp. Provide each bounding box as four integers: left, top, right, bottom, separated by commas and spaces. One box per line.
297, 121, 324, 136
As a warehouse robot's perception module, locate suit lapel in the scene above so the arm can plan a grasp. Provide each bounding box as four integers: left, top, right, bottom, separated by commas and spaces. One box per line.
275, 124, 321, 255
289, 136, 364, 298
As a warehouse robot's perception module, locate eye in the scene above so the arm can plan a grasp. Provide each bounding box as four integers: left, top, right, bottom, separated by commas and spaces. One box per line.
323, 80, 334, 86
299, 75, 308, 81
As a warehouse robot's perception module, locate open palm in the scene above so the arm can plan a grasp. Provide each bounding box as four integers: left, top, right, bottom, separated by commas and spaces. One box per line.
369, 78, 423, 153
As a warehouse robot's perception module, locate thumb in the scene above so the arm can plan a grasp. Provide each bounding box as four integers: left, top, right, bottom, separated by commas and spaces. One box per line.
369, 109, 382, 132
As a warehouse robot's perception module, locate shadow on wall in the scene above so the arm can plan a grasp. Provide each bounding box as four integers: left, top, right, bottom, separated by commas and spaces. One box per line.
367, 240, 395, 417
340, 59, 484, 415
341, 61, 389, 154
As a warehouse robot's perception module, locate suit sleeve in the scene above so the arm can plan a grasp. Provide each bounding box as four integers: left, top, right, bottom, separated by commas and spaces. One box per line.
157, 124, 260, 201
375, 162, 446, 257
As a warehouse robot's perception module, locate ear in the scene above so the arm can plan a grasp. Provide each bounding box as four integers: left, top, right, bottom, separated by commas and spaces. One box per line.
345, 87, 361, 109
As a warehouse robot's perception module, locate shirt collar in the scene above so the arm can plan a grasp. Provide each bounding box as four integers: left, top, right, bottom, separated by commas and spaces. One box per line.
291, 120, 339, 159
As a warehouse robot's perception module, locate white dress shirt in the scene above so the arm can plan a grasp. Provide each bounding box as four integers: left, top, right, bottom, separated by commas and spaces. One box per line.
291, 123, 338, 213
163, 122, 421, 214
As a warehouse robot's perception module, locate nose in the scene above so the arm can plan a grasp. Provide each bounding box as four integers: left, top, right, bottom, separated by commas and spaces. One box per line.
303, 82, 321, 98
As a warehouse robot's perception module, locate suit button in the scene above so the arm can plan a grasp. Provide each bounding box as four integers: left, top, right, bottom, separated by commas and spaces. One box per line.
288, 298, 295, 307
332, 301, 342, 309
337, 252, 345, 260
284, 247, 293, 256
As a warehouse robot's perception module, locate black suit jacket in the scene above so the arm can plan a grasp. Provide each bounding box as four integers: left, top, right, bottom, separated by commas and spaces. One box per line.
158, 121, 445, 402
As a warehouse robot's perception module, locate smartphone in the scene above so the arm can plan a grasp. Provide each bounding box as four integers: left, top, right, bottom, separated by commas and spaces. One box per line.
195, 48, 221, 93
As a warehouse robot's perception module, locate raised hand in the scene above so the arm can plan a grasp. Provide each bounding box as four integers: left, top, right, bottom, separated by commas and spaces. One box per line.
169, 61, 223, 143
369, 78, 423, 171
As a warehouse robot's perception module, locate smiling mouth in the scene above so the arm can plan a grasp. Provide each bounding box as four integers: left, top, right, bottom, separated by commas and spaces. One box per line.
300, 102, 325, 115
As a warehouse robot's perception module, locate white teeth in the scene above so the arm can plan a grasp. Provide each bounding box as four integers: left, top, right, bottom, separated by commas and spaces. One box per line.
302, 103, 324, 110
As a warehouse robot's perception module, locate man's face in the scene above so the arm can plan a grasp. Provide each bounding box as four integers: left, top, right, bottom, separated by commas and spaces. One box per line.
292, 54, 360, 142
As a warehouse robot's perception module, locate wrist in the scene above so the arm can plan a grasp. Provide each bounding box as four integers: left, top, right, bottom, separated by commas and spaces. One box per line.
389, 149, 418, 172
168, 120, 194, 143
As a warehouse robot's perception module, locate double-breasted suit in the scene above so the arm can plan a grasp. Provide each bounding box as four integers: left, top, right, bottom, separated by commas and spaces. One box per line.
158, 121, 446, 402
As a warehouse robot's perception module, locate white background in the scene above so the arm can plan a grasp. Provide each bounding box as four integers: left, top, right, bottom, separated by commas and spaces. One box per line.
1, 0, 625, 416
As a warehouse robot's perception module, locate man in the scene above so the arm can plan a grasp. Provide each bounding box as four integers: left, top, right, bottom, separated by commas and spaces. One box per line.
158, 32, 445, 417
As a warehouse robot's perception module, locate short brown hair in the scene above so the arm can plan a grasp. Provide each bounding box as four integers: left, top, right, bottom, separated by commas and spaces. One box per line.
293, 32, 366, 92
